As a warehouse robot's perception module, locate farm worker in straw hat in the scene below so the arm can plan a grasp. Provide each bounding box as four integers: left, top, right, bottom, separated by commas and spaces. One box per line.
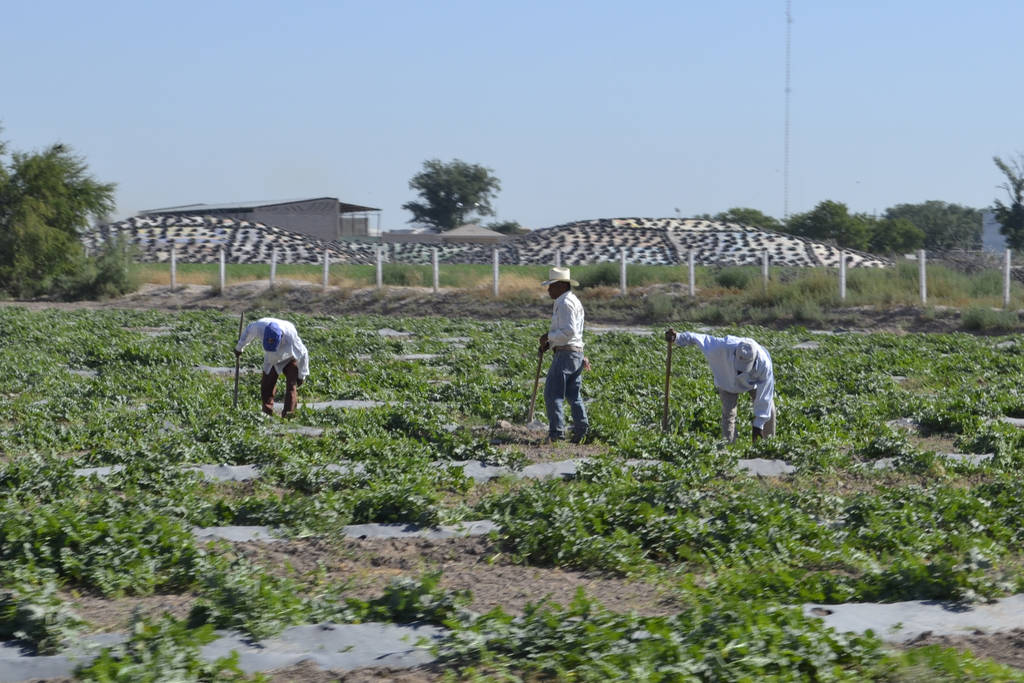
235, 317, 309, 418
664, 329, 776, 443
539, 267, 590, 443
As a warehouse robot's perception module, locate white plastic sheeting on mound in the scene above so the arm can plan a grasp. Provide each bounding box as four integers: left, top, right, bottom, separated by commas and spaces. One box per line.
202, 622, 444, 674
342, 520, 500, 540
72, 457, 800, 485
304, 400, 387, 410
183, 464, 261, 482
737, 458, 797, 476
804, 594, 1024, 643
193, 526, 279, 543
863, 453, 994, 471
448, 457, 796, 483
192, 520, 499, 543
0, 622, 444, 681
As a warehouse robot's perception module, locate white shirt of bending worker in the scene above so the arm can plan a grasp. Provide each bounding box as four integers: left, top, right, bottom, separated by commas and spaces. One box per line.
548, 290, 585, 349
235, 317, 310, 380
669, 331, 776, 441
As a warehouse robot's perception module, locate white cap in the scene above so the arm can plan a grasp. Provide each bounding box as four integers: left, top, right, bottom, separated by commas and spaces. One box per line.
736, 341, 755, 372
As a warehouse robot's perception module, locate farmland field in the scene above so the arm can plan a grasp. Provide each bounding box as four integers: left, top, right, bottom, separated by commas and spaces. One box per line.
4, 305, 1024, 680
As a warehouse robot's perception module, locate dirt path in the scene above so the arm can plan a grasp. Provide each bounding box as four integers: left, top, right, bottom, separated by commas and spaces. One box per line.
0, 280, 977, 334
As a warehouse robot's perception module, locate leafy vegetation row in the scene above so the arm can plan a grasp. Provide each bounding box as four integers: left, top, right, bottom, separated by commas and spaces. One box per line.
4, 307, 1024, 678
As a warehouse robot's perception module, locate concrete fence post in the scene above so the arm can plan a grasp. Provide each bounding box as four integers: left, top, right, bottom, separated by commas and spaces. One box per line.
555, 249, 561, 268
492, 248, 500, 297
432, 247, 439, 293
218, 247, 226, 293
170, 245, 177, 291
688, 249, 696, 297
761, 250, 770, 291
269, 249, 277, 288
322, 248, 329, 290
839, 250, 847, 301
1004, 249, 1012, 309
375, 246, 383, 289
620, 249, 627, 295
919, 249, 927, 305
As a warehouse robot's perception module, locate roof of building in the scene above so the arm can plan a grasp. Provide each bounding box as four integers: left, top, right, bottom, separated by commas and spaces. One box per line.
442, 223, 503, 237
141, 198, 380, 215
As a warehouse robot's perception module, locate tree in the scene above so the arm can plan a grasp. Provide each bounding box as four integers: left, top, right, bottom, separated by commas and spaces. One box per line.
883, 200, 982, 250
868, 217, 925, 255
784, 200, 873, 251
994, 155, 1024, 250
710, 207, 783, 231
485, 220, 529, 235
0, 133, 118, 297
402, 159, 501, 232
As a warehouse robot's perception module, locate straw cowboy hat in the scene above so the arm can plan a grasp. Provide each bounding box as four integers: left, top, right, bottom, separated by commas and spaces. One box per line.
541, 266, 579, 287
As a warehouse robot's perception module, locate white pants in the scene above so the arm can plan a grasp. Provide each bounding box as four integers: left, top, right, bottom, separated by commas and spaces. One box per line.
718, 388, 776, 443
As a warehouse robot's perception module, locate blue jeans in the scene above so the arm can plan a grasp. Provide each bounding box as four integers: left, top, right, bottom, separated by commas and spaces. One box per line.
544, 350, 588, 440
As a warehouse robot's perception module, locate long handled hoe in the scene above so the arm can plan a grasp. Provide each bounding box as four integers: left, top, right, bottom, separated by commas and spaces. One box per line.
232, 312, 245, 409
527, 348, 544, 425
662, 335, 673, 432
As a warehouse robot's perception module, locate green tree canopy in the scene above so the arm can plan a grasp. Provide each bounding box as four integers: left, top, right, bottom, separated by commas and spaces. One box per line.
993, 155, 1024, 250
784, 200, 873, 251
402, 159, 501, 232
485, 220, 529, 235
0, 133, 119, 297
868, 217, 925, 255
883, 200, 982, 250
710, 207, 783, 231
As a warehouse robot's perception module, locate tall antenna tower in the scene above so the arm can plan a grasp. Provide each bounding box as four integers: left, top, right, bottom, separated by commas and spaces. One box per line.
783, 0, 792, 219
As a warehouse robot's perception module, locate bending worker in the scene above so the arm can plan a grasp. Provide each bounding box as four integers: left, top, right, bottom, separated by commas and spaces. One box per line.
665, 329, 776, 442
539, 267, 589, 443
235, 317, 309, 417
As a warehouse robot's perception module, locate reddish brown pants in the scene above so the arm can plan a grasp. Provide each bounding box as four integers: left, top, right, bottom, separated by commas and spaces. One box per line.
261, 360, 299, 417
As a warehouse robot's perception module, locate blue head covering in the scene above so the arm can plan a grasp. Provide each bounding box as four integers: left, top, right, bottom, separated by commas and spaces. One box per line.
262, 322, 283, 352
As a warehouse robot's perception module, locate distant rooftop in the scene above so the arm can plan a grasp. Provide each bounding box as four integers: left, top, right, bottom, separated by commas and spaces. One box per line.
141, 197, 380, 214
444, 223, 503, 237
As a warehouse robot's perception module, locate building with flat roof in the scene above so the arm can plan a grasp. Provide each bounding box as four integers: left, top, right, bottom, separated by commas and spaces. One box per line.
140, 197, 380, 241
982, 211, 1006, 252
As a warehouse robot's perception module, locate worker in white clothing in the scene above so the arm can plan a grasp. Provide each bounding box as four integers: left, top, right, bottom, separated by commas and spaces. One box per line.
235, 317, 309, 417
539, 267, 589, 443
664, 329, 776, 442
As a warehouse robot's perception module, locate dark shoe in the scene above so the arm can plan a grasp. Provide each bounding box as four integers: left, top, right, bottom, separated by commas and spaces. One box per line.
570, 431, 589, 444
541, 435, 563, 445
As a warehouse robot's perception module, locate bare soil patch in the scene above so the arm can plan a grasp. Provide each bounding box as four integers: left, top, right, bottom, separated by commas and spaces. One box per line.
906, 628, 1024, 671
232, 536, 681, 618
0, 282, 981, 334
63, 592, 196, 633
265, 661, 444, 682
484, 420, 606, 463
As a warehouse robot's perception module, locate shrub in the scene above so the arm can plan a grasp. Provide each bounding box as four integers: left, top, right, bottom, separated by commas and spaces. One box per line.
961, 307, 1021, 332
713, 266, 757, 290
643, 293, 675, 320
382, 265, 427, 287
60, 236, 141, 300
574, 262, 620, 288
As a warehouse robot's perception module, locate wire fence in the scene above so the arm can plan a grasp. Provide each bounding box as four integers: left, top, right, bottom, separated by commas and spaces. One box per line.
157, 245, 1022, 309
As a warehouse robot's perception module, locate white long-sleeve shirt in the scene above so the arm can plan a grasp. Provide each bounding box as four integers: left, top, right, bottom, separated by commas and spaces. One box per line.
235, 317, 309, 379
674, 332, 774, 429
548, 291, 585, 348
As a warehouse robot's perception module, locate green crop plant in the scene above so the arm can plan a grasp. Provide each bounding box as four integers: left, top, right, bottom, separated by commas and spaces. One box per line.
4, 307, 1024, 676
